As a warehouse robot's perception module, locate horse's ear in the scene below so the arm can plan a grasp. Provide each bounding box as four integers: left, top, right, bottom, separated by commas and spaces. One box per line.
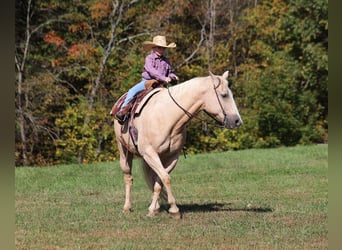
223, 71, 229, 79
209, 71, 215, 78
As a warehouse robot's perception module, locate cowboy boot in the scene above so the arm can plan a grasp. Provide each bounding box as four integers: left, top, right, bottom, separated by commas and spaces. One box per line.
115, 105, 131, 123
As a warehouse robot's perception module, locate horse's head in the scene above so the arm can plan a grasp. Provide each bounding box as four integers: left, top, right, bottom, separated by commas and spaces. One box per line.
204, 71, 243, 129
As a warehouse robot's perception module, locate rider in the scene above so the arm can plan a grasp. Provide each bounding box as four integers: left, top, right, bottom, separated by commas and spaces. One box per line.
115, 35, 179, 123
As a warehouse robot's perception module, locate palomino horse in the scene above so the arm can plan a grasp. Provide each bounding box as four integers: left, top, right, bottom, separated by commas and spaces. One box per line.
114, 71, 242, 218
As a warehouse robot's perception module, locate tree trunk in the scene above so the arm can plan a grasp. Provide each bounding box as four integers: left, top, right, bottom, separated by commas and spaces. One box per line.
16, 67, 28, 166
78, 1, 125, 164
207, 0, 216, 71
15, 0, 33, 166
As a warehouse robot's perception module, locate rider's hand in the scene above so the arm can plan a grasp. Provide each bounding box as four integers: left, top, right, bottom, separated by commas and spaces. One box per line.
172, 75, 179, 81
165, 77, 172, 83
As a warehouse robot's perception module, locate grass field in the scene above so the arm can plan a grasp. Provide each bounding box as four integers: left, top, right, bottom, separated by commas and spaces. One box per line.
15, 144, 328, 249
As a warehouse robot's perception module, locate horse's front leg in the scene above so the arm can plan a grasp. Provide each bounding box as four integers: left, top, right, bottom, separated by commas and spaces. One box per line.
142, 148, 180, 218
148, 156, 179, 217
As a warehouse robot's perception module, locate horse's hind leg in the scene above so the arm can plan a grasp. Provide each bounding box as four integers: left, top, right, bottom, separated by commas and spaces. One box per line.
141, 161, 162, 216
118, 145, 133, 212
148, 179, 162, 217
123, 172, 133, 212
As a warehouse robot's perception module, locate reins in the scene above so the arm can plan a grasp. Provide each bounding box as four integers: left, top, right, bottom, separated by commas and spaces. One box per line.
167, 86, 195, 120
166, 77, 227, 129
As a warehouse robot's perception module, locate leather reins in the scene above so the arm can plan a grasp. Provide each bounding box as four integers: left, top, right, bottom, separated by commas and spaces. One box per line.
167, 77, 228, 128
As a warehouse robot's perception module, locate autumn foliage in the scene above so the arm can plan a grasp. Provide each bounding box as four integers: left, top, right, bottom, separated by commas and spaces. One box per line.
43, 31, 65, 47
15, 0, 328, 166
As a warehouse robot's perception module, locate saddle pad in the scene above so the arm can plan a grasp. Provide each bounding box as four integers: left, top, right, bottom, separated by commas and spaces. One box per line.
109, 93, 127, 116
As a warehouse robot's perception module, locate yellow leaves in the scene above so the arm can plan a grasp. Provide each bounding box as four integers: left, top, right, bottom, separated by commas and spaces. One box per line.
245, 0, 287, 39
89, 0, 112, 20
54, 103, 113, 164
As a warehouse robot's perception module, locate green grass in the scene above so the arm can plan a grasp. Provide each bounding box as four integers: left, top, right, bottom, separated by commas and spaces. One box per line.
15, 145, 328, 249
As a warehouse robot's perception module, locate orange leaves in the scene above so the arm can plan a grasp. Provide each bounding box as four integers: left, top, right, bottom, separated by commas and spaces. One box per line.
43, 31, 65, 47
44, 30, 96, 65
89, 0, 112, 20
67, 43, 96, 60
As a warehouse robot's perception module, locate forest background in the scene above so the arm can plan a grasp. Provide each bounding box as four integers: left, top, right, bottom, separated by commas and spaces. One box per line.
15, 0, 328, 166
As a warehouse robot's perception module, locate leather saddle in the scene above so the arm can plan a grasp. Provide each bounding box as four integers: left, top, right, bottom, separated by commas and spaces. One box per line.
110, 79, 166, 122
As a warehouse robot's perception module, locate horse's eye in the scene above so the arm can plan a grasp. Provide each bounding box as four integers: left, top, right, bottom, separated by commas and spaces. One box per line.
221, 92, 228, 98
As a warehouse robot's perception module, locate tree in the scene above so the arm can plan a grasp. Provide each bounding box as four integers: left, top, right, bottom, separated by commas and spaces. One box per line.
53, 0, 151, 164
15, 0, 328, 166
232, 0, 328, 147
15, 0, 71, 166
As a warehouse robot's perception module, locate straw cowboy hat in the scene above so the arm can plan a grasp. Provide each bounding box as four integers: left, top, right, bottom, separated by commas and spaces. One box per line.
142, 35, 176, 51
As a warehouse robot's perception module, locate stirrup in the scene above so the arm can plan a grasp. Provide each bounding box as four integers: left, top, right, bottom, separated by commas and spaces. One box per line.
115, 113, 127, 125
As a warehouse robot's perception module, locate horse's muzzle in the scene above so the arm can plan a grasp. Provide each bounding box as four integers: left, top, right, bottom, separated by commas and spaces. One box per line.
223, 114, 243, 129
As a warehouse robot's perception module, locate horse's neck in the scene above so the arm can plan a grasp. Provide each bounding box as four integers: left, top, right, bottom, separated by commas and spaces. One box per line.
168, 77, 208, 121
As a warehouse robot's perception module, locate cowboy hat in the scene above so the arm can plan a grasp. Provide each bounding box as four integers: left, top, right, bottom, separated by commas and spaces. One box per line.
142, 35, 176, 51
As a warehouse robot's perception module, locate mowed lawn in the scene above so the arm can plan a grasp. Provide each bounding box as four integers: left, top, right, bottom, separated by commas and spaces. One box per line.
15, 145, 327, 249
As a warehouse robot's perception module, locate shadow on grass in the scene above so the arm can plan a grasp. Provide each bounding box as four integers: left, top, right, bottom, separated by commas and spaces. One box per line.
176, 202, 273, 213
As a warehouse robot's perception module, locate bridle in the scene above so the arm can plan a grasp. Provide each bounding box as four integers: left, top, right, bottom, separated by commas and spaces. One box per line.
210, 77, 229, 126
167, 77, 228, 128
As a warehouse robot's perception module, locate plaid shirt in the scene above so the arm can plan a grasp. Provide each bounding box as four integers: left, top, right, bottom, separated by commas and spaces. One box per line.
142, 52, 177, 82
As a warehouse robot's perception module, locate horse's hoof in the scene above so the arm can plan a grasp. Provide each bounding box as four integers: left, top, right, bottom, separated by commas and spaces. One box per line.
146, 211, 156, 217
147, 209, 160, 217
123, 208, 132, 213
169, 211, 182, 219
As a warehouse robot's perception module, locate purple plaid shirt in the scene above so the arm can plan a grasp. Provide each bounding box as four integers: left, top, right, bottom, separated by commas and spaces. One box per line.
141, 52, 177, 82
